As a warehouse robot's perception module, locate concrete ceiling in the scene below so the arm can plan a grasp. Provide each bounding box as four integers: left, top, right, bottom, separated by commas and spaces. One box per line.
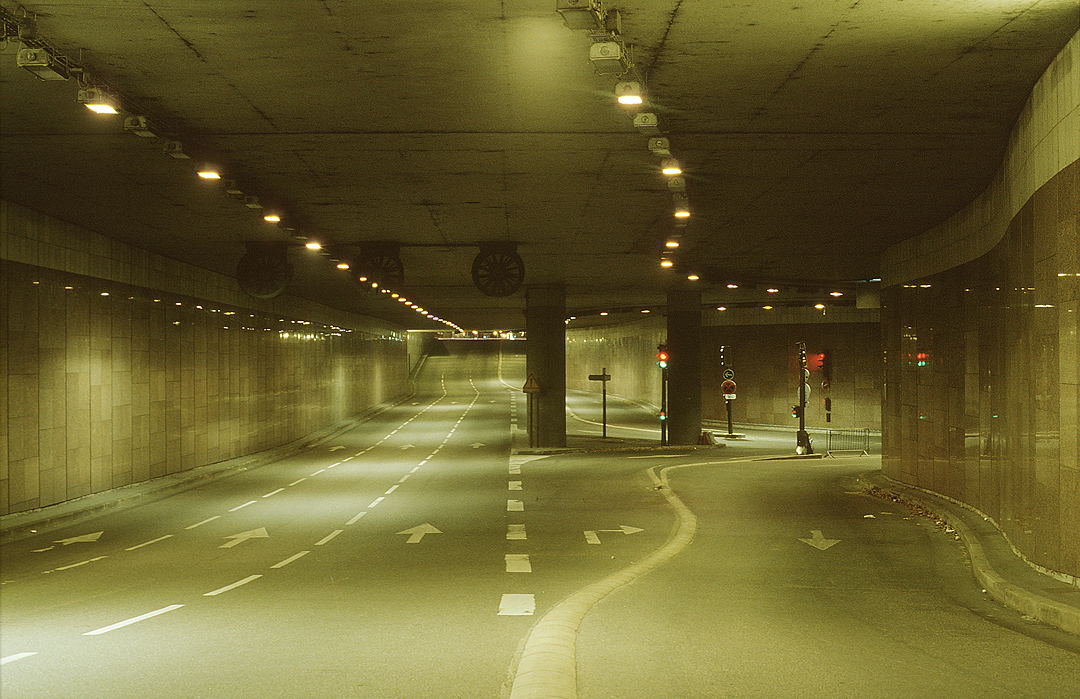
2, 1, 1077, 330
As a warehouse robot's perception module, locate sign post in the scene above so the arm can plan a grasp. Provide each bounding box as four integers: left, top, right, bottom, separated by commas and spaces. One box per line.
720, 378, 737, 436
522, 374, 541, 448
587, 369, 611, 438
795, 343, 813, 454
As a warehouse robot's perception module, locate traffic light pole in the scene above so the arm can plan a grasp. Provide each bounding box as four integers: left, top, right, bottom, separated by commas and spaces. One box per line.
796, 342, 813, 454
660, 365, 668, 446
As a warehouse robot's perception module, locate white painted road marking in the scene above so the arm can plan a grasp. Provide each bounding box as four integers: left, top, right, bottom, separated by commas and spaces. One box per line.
498, 594, 535, 616
505, 554, 532, 573
507, 524, 527, 540
55, 556, 107, 571
384, 485, 399, 495
186, 516, 220, 529
288, 478, 307, 486
507, 500, 524, 512
799, 530, 841, 550
271, 551, 309, 568
346, 511, 367, 525
315, 530, 343, 546
0, 652, 37, 665
508, 480, 522, 490
228, 500, 257, 512
56, 531, 103, 545
204, 574, 262, 596
368, 496, 385, 508
220, 527, 269, 548
397, 523, 442, 543
263, 488, 284, 498
584, 531, 601, 545
584, 525, 645, 544
125, 535, 173, 551
83, 604, 185, 635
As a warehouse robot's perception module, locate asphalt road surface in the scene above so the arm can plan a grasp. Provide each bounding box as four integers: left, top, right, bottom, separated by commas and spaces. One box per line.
2, 341, 1077, 698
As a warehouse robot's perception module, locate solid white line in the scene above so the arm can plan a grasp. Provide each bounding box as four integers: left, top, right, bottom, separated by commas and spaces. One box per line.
271, 551, 310, 568
289, 478, 307, 486
384, 485, 399, 495
315, 530, 343, 546
262, 488, 284, 498
368, 497, 385, 508
229, 500, 257, 512
125, 535, 173, 551
55, 556, 107, 571
346, 511, 367, 525
204, 575, 262, 597
83, 604, 185, 635
0, 652, 37, 665
186, 516, 220, 529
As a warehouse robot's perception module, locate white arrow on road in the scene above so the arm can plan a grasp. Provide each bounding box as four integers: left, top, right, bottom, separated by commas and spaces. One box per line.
56, 531, 104, 545
328, 445, 345, 452
799, 530, 840, 550
220, 527, 269, 549
584, 525, 644, 544
471, 443, 486, 449
397, 523, 442, 543
400, 444, 416, 450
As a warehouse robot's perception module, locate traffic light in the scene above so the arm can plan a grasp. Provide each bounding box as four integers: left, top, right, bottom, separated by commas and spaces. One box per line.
820, 350, 831, 381
656, 344, 669, 368
659, 409, 667, 421
791, 405, 803, 419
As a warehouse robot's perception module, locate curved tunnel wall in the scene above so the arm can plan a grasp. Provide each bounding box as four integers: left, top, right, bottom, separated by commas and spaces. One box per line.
0, 200, 410, 517
881, 31, 1079, 580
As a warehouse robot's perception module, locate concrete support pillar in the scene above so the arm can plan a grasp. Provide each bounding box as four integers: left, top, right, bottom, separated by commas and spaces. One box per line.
666, 288, 702, 444
525, 285, 566, 448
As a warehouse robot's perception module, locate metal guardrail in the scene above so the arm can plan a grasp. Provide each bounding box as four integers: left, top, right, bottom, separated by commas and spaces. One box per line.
825, 428, 870, 456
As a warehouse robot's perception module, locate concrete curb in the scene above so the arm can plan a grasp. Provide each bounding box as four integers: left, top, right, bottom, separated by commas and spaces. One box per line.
860, 475, 1080, 637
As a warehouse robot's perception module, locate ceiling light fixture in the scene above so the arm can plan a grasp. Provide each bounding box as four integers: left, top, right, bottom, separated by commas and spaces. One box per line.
590, 41, 629, 75
197, 168, 221, 180
17, 47, 70, 80
661, 158, 682, 176
615, 80, 643, 105
556, 0, 603, 29
124, 115, 157, 137
665, 240, 680, 249
674, 208, 690, 219
78, 87, 120, 114
767, 288, 779, 293
687, 274, 700, 281
263, 213, 281, 222
304, 241, 322, 251
336, 262, 350, 270
660, 259, 674, 268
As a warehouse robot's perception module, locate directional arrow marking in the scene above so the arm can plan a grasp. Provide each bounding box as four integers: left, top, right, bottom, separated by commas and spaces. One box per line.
471, 443, 486, 449
584, 526, 644, 543
328, 446, 345, 452
400, 444, 416, 450
220, 527, 268, 549
56, 532, 103, 545
397, 523, 442, 544
799, 530, 840, 550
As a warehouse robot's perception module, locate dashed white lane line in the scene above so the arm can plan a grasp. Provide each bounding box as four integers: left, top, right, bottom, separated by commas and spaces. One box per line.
186, 516, 220, 529
83, 604, 185, 635
410, 466, 420, 473
384, 485, 399, 495
368, 496, 385, 508
125, 535, 173, 551
507, 524, 527, 540
315, 530, 343, 546
509, 464, 522, 475
509, 481, 522, 491
289, 478, 307, 486
204, 575, 262, 597
310, 469, 325, 476
584, 531, 602, 545
397, 474, 411, 483
507, 500, 524, 512
1, 652, 37, 665
262, 488, 284, 498
346, 511, 367, 525
271, 551, 309, 568
229, 500, 257, 512
505, 554, 532, 573
55, 556, 107, 572
498, 594, 535, 616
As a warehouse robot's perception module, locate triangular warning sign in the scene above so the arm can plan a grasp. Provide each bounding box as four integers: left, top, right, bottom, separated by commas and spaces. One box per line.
522, 373, 541, 393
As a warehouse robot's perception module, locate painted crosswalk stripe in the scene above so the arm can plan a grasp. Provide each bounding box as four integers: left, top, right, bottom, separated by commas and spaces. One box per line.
84, 604, 185, 635
505, 554, 532, 573
498, 593, 535, 616
204, 575, 262, 597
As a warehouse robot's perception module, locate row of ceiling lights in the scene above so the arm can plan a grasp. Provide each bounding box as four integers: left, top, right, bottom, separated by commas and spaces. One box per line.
8, 12, 463, 334
564, 297, 853, 323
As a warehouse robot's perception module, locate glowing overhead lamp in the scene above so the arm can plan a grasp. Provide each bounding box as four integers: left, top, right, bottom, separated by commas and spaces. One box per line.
726, 283, 739, 289
304, 241, 322, 251
814, 303, 826, 309
673, 208, 690, 219
665, 239, 680, 249
687, 274, 700, 281
197, 168, 221, 180
661, 158, 682, 176
830, 291, 844, 297
767, 287, 779, 293
336, 262, 350, 270
615, 80, 643, 106
78, 87, 120, 114
660, 258, 674, 268
263, 213, 281, 222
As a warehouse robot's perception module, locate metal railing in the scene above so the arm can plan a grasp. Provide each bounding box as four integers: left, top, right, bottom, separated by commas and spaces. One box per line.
825, 428, 870, 456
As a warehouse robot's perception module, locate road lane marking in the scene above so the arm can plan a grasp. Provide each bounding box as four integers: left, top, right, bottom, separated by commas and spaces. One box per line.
229, 500, 257, 512
507, 524, 527, 540
310, 469, 325, 476
289, 478, 307, 486
83, 604, 185, 635
55, 556, 107, 571
397, 474, 411, 483
271, 551, 310, 568
506, 554, 532, 573
262, 488, 284, 498
346, 511, 367, 525
328, 461, 342, 468
584, 531, 601, 545
509, 465, 521, 475
186, 516, 220, 529
410, 466, 420, 473
204, 575, 262, 596
0, 652, 37, 665
125, 535, 173, 551
315, 530, 343, 546
368, 497, 385, 508
220, 527, 269, 548
507, 500, 524, 512
384, 485, 399, 495
56, 531, 104, 545
498, 594, 535, 616
509, 481, 522, 490
397, 524, 442, 543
